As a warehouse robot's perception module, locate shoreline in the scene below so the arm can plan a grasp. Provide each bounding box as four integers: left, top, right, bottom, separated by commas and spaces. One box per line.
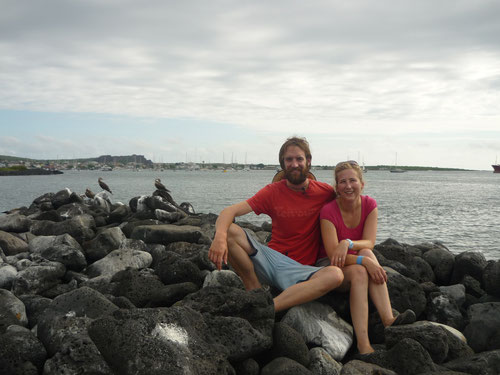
0, 168, 63, 176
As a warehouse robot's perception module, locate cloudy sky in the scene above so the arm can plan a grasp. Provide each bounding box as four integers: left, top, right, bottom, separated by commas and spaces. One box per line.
1, 0, 499, 169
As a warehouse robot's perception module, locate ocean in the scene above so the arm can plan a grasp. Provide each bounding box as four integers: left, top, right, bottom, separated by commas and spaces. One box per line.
1, 169, 499, 260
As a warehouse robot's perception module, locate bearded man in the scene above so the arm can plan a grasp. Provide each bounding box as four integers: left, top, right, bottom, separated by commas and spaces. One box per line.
209, 136, 344, 312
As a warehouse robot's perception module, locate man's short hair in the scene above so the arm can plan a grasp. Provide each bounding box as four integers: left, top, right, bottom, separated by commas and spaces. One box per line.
278, 136, 312, 170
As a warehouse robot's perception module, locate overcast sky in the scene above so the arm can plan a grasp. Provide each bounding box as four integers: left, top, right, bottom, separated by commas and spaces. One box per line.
1, 0, 499, 169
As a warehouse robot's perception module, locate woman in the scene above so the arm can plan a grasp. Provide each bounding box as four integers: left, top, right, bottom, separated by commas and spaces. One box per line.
318, 160, 415, 354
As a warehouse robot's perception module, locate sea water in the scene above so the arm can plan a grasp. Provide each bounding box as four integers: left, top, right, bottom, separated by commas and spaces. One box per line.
1, 169, 499, 260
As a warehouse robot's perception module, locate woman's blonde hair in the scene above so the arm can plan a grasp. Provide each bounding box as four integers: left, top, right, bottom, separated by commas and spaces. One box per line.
334, 161, 364, 185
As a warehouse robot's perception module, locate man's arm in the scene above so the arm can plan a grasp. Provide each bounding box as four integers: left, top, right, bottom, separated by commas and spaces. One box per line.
209, 201, 253, 270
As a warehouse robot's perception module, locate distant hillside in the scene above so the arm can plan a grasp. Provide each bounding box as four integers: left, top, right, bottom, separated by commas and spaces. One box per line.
0, 154, 153, 165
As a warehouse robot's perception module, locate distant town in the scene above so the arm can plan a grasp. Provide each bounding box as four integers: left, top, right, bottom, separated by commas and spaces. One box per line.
0, 154, 469, 175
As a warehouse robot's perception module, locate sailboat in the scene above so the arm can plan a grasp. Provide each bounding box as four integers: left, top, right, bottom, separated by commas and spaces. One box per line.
390, 153, 406, 173
493, 156, 500, 173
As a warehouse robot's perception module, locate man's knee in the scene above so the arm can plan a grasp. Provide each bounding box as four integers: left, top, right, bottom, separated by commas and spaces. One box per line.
227, 223, 253, 255
319, 266, 344, 290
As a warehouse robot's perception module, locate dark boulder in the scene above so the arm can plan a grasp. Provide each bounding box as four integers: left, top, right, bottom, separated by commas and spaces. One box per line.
131, 224, 203, 245
451, 251, 487, 284
0, 213, 31, 233
0, 326, 47, 375
0, 230, 29, 255
483, 260, 500, 298
261, 357, 312, 375
29, 233, 87, 271
463, 302, 500, 353
386, 271, 427, 318
426, 292, 465, 330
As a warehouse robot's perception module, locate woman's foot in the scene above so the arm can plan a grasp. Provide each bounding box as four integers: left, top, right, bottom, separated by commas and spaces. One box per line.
388, 309, 416, 327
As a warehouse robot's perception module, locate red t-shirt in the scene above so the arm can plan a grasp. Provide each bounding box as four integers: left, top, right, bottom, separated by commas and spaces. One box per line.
247, 179, 335, 265
318, 195, 377, 259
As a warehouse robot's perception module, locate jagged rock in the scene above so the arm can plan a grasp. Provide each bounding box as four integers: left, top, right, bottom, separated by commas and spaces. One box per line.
38, 314, 113, 374
29, 209, 63, 222
385, 321, 449, 363
233, 358, 260, 375
30, 214, 96, 244
267, 322, 310, 367
29, 234, 87, 271
427, 292, 465, 330
131, 224, 203, 245
0, 289, 28, 333
308, 347, 342, 375
387, 338, 436, 375
155, 251, 204, 286
261, 357, 312, 375
203, 269, 245, 289
451, 251, 487, 284
463, 302, 500, 353
483, 260, 500, 298
86, 248, 152, 279
88, 307, 240, 374
120, 219, 159, 237
0, 325, 47, 375
0, 262, 17, 289
281, 301, 353, 361
111, 268, 198, 307
56, 202, 92, 219
51, 189, 80, 209
0, 213, 31, 233
443, 349, 500, 375
462, 274, 486, 299
439, 284, 466, 309
18, 295, 53, 328
422, 244, 455, 285
0, 230, 29, 255
108, 204, 131, 223
84, 226, 126, 262
12, 259, 66, 296
387, 271, 427, 317
180, 286, 274, 339
340, 359, 397, 375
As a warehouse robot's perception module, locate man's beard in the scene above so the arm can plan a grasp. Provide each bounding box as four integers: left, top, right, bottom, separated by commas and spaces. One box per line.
285, 166, 309, 185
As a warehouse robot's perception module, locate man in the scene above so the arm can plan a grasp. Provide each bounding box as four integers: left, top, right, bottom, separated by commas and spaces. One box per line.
208, 136, 344, 312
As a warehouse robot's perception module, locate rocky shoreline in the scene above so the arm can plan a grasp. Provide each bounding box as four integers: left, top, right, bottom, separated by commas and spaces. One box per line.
0, 188, 499, 375
0, 168, 63, 176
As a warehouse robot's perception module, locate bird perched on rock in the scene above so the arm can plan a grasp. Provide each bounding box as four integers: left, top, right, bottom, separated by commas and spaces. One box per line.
98, 177, 112, 194
85, 188, 95, 199
154, 178, 170, 192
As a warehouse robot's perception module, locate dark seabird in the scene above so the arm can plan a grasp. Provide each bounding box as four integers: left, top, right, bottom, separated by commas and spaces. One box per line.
85, 188, 95, 199
98, 177, 113, 194
153, 189, 177, 206
154, 178, 170, 192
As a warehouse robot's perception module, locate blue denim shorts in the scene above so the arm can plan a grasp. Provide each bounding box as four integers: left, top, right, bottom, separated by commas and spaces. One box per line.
244, 229, 322, 291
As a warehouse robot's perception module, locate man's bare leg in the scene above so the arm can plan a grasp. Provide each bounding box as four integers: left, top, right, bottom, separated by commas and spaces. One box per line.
273, 265, 344, 312
226, 223, 261, 290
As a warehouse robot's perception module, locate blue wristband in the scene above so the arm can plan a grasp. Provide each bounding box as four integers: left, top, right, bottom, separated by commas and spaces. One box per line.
346, 239, 354, 249
356, 256, 364, 265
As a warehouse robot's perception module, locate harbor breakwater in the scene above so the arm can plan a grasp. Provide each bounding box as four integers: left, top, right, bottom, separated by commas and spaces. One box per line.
0, 188, 499, 374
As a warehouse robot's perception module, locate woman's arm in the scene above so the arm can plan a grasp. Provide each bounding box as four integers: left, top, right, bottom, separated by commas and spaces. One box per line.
320, 219, 349, 267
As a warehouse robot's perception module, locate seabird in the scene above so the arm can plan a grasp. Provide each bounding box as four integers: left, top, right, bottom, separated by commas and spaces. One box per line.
154, 178, 170, 192
98, 177, 113, 194
85, 188, 95, 199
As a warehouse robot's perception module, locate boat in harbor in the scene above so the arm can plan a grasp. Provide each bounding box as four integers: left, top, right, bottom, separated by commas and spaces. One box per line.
493, 164, 500, 173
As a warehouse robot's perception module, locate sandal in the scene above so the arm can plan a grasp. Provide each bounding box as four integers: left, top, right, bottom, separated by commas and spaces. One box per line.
391, 309, 416, 326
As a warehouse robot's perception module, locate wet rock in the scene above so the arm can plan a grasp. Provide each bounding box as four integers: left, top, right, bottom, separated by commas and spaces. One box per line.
281, 301, 353, 361
463, 302, 500, 353
131, 223, 203, 245
0, 230, 29, 255
0, 289, 28, 333
0, 213, 31, 233
29, 233, 87, 271
86, 248, 152, 279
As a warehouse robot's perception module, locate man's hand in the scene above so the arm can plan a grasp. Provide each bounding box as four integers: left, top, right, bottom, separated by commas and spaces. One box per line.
363, 257, 387, 284
208, 233, 228, 271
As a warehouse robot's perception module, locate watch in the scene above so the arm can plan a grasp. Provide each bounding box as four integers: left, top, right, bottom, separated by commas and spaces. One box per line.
346, 239, 354, 249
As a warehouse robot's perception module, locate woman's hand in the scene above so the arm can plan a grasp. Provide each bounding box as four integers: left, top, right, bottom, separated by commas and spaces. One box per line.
330, 240, 349, 268
363, 257, 387, 284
